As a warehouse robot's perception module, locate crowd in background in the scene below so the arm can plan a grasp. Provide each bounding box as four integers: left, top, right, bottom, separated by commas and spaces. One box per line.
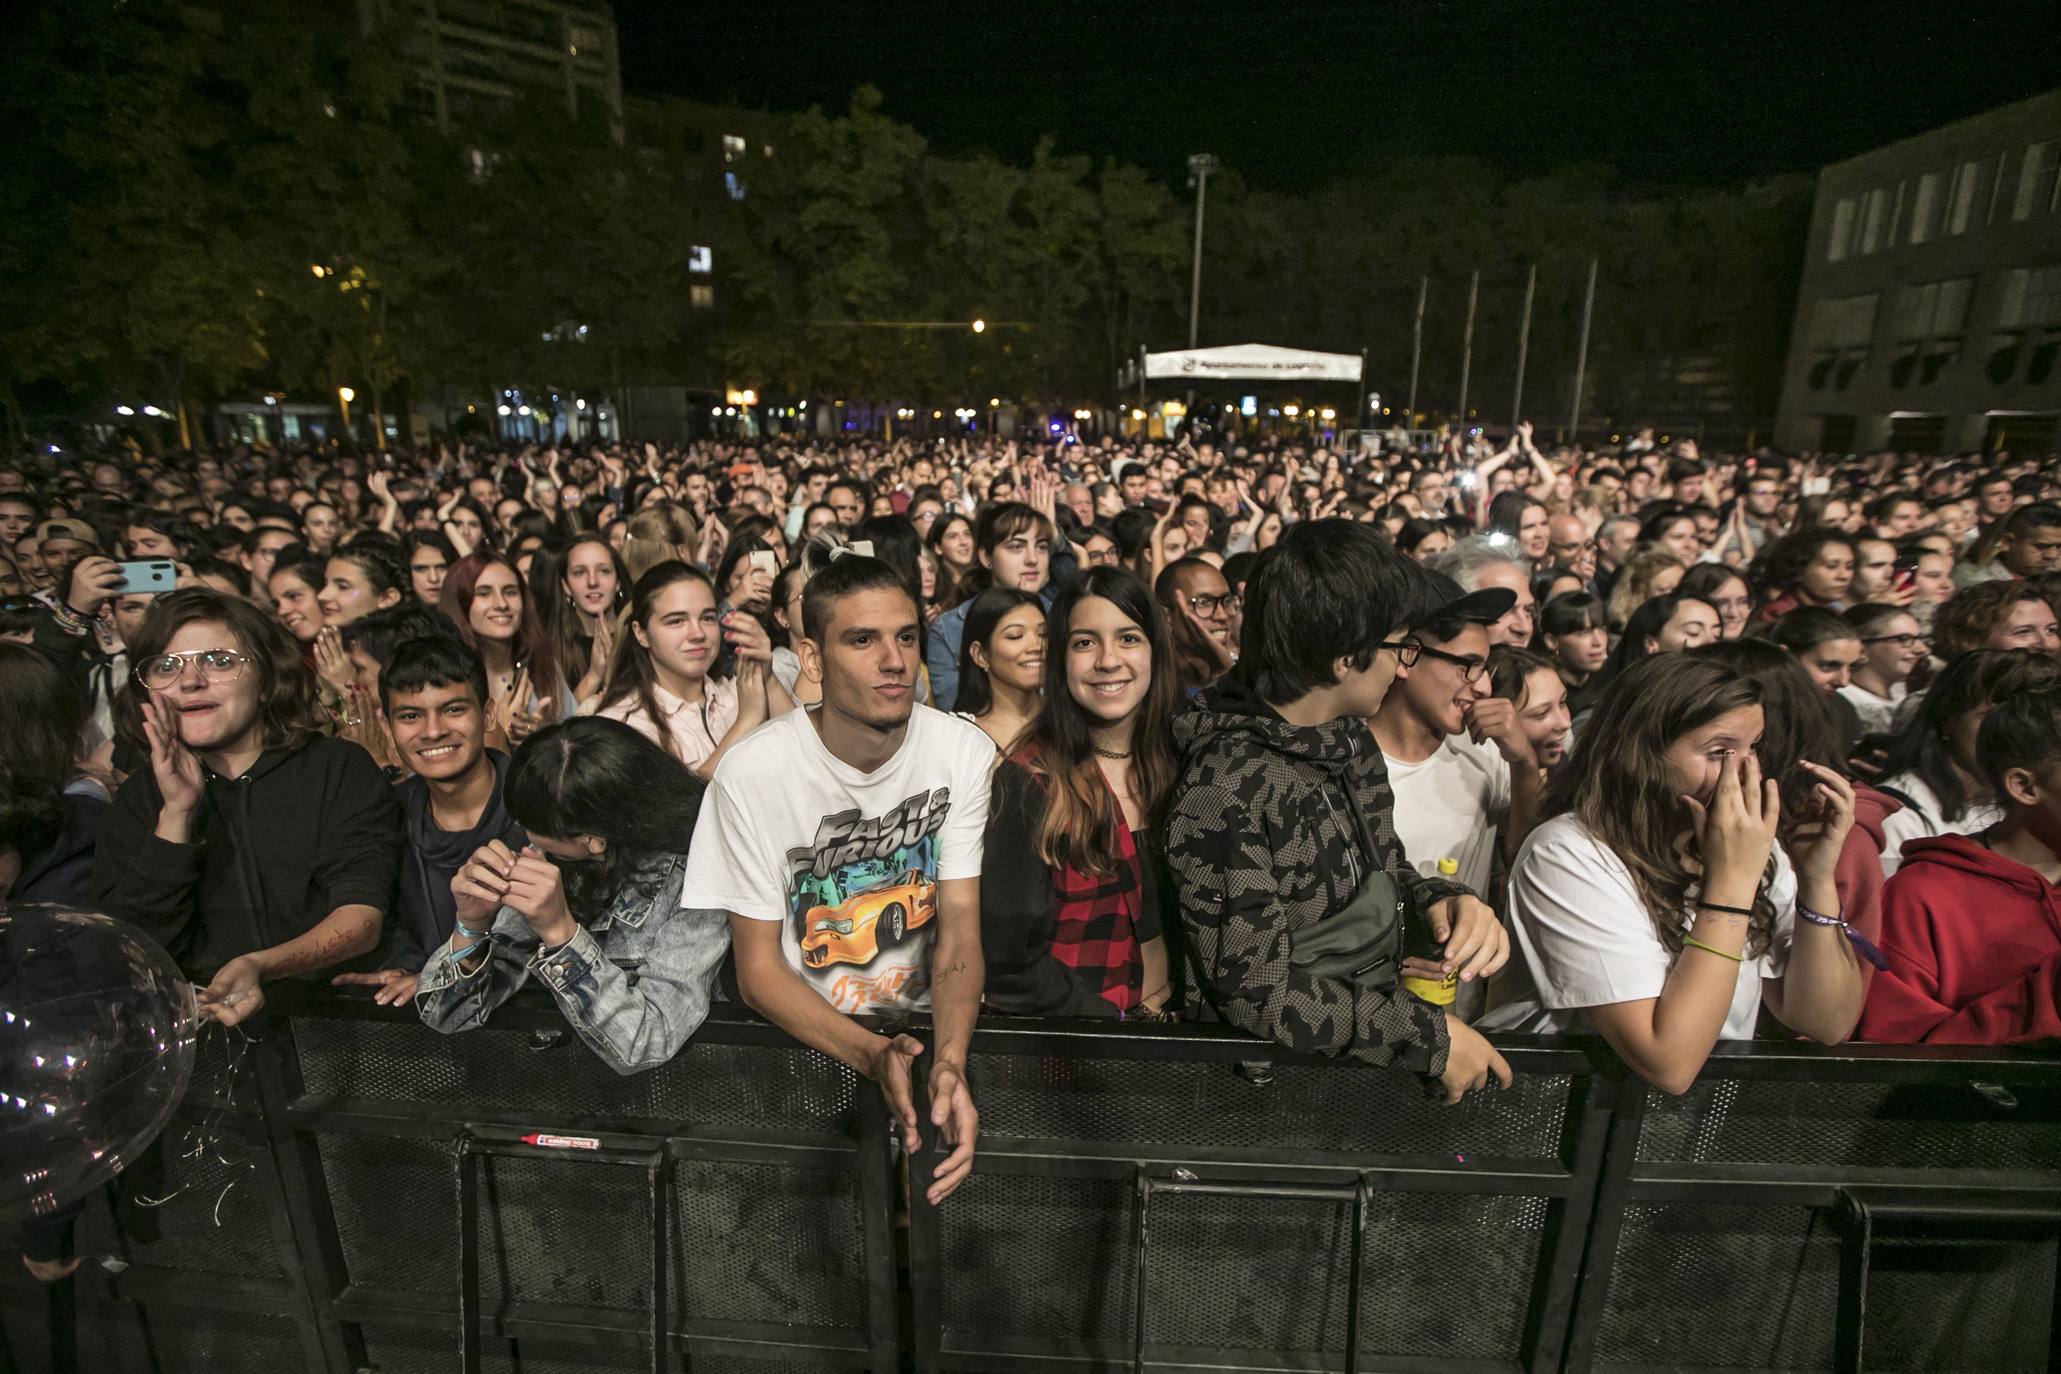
6, 419, 2061, 1272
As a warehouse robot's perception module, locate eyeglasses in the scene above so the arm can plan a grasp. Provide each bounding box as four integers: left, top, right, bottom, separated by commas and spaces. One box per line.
1862, 633, 1928, 650
1184, 592, 1242, 617
1549, 538, 1596, 554
1378, 639, 1489, 681
134, 648, 251, 689
1412, 642, 1491, 682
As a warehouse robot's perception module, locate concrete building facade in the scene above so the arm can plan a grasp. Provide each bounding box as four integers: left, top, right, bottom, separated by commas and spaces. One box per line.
1775, 88, 2061, 455
362, 0, 622, 132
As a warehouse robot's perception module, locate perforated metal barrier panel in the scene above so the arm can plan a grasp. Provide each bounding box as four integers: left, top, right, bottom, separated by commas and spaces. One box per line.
3, 995, 2057, 1374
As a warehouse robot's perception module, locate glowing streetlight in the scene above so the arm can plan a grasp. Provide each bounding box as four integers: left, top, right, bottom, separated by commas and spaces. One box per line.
310, 264, 327, 278
498, 404, 512, 416
115, 405, 135, 416
740, 389, 758, 405
337, 386, 355, 403
971, 319, 986, 334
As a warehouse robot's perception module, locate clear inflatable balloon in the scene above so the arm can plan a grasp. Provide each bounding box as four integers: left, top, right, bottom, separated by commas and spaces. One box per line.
0, 904, 199, 1221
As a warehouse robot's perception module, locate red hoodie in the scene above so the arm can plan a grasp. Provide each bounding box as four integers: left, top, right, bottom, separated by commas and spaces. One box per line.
1839, 782, 1900, 957
1857, 834, 2061, 1045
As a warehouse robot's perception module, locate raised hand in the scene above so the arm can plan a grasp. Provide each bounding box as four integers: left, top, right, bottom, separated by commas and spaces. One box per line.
503, 846, 576, 946
142, 696, 207, 823
1785, 760, 1856, 884
1681, 750, 1779, 896
313, 625, 354, 695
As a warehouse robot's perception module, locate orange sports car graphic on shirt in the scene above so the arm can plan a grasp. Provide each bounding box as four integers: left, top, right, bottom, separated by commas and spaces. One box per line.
800, 870, 936, 969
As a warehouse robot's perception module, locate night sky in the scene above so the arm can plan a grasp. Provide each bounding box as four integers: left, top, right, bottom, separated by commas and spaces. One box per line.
613, 0, 2061, 193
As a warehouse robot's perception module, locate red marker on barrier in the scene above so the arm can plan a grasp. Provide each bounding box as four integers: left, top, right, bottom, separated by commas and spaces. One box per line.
520, 1132, 600, 1150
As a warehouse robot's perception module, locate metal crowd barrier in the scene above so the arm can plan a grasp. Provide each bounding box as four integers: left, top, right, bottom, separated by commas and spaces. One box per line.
3, 987, 2057, 1374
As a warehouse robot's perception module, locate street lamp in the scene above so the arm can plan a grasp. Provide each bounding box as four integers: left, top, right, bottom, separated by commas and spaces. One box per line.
336, 385, 354, 436
1184, 154, 1218, 351
971, 318, 986, 334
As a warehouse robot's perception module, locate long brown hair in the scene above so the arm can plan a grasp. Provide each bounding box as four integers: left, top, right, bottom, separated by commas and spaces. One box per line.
597, 560, 722, 766
115, 589, 325, 757
1016, 566, 1177, 877
1543, 652, 1778, 956
438, 552, 560, 699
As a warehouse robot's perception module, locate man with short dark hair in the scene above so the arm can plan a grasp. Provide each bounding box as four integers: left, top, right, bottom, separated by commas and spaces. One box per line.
1166, 520, 1513, 1102
686, 554, 988, 1204
1155, 556, 1237, 695
1370, 578, 1539, 1024
333, 634, 525, 1006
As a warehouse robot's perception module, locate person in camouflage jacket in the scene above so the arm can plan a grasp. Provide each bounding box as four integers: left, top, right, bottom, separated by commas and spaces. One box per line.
1164, 520, 1514, 1100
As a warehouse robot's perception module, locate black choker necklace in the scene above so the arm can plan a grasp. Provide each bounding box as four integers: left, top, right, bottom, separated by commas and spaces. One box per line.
1093, 745, 1131, 760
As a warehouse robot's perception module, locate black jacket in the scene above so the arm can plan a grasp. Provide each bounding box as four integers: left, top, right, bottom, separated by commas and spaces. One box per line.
9, 790, 105, 907
1165, 678, 1467, 1074
94, 736, 403, 976
385, 749, 527, 974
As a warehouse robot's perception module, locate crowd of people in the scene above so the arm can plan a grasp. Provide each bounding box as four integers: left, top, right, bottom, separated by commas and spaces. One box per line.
6, 419, 2061, 1272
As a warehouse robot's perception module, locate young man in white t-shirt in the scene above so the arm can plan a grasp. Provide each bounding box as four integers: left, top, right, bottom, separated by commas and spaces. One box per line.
1368, 581, 1540, 1019
685, 554, 990, 1204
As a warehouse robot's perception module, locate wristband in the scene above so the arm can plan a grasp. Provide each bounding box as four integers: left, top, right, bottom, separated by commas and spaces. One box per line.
1795, 902, 1890, 972
1695, 900, 1755, 917
1681, 934, 1743, 963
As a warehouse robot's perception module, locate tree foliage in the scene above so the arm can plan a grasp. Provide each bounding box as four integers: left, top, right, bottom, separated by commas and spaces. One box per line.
1, 6, 1812, 434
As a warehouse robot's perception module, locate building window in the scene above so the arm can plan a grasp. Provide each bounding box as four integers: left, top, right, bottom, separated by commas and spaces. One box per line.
722, 134, 747, 164
1858, 187, 1885, 254
688, 245, 713, 274
2013, 141, 2058, 221
724, 171, 745, 201
1987, 150, 2010, 224
1987, 265, 2061, 385
1804, 292, 1877, 391
689, 284, 715, 310
1908, 171, 1941, 245
1945, 160, 1981, 235
1827, 196, 1855, 262
1888, 277, 1972, 387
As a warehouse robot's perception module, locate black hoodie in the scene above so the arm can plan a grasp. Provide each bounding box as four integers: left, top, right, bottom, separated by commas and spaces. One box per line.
94, 736, 402, 977
1166, 678, 1466, 1074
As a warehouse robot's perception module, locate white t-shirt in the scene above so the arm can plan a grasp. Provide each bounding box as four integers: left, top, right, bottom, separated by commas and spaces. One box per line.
1479, 813, 1795, 1042
1382, 732, 1511, 900
1837, 681, 1907, 736
684, 703, 992, 1015
598, 676, 740, 773
1875, 772, 2000, 880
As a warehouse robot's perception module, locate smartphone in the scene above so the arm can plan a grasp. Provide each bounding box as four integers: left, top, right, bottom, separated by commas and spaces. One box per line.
749, 550, 777, 578
712, 598, 739, 678
115, 559, 177, 596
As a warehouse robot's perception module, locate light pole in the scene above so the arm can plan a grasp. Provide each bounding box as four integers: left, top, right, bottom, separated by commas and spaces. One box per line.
337, 386, 355, 444
1185, 154, 1217, 351
1185, 153, 1218, 426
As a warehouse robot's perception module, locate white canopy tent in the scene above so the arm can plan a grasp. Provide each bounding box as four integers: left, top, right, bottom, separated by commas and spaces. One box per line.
1135, 342, 1363, 383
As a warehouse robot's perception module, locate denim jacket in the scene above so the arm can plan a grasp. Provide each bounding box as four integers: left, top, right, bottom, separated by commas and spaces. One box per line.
414, 852, 729, 1075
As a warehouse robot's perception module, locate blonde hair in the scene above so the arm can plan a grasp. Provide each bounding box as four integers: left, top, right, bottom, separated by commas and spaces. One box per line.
1607, 548, 1686, 630
622, 503, 699, 581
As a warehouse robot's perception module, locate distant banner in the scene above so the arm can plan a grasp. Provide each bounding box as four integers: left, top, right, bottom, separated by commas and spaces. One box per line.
1142, 343, 1362, 383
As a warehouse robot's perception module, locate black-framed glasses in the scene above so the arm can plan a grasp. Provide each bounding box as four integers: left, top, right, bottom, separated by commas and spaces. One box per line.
1412, 643, 1491, 682
1185, 592, 1242, 617
1862, 633, 1928, 649
1378, 640, 1424, 667
134, 648, 251, 689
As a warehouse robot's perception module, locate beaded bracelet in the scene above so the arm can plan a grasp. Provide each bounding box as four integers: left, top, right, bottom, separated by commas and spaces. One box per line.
1796, 902, 1890, 971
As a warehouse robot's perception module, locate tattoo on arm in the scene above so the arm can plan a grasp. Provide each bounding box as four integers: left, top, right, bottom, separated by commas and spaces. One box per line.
933, 959, 968, 983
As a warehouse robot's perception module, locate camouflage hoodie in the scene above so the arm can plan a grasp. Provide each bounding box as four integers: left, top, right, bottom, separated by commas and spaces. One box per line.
1166, 677, 1466, 1075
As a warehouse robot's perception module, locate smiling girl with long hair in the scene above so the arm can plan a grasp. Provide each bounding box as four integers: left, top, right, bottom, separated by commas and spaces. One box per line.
979, 567, 1177, 1017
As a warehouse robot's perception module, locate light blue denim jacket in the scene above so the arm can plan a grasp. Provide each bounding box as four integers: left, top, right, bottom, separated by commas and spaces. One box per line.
414, 852, 728, 1075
